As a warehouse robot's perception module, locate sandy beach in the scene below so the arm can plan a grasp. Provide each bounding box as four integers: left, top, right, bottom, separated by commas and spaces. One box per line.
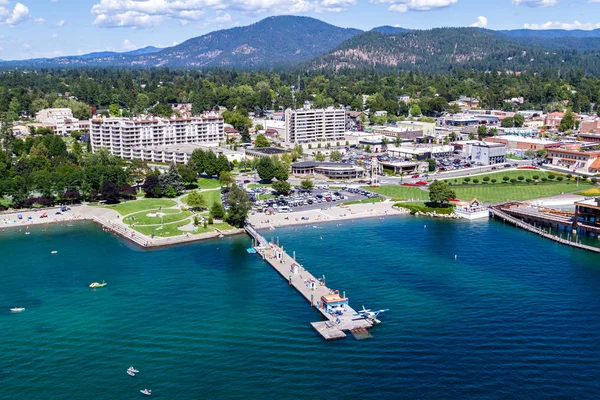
247, 201, 409, 230
0, 205, 119, 231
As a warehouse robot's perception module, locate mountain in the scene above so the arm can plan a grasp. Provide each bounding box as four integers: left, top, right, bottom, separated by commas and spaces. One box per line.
310, 28, 600, 73
371, 26, 409, 35
0, 16, 360, 69
123, 46, 162, 56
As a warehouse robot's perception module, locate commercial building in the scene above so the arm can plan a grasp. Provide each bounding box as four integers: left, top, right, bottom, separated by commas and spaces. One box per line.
487, 136, 561, 151
465, 142, 507, 165
387, 145, 453, 161
379, 160, 428, 175
396, 120, 436, 136
574, 198, 600, 237
90, 113, 224, 162
284, 108, 346, 145
291, 161, 364, 179
579, 133, 600, 144
546, 149, 600, 173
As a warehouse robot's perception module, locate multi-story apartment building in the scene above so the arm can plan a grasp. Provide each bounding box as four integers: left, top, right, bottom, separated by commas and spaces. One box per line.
90, 113, 224, 163
35, 108, 89, 136
284, 108, 346, 145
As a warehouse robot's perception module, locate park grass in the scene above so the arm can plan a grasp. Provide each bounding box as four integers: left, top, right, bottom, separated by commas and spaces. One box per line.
394, 201, 455, 215
181, 189, 222, 207
198, 177, 221, 190
211, 222, 235, 231
451, 181, 593, 204
123, 209, 192, 226
361, 185, 429, 201
101, 199, 177, 216
442, 170, 562, 184
343, 197, 384, 206
132, 221, 191, 238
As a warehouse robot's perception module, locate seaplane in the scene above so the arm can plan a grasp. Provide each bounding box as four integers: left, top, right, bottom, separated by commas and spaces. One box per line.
354, 306, 389, 324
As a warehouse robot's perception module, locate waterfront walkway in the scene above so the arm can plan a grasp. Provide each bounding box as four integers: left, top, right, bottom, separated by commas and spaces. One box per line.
245, 224, 373, 340
490, 207, 600, 254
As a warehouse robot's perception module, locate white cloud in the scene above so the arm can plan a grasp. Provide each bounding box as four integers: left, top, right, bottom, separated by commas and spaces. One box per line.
207, 11, 232, 23
91, 0, 356, 28
524, 20, 600, 30
51, 33, 58, 38
122, 39, 137, 50
56, 19, 65, 26
1, 3, 30, 26
471, 15, 487, 28
374, 0, 458, 14
34, 17, 46, 23
512, 0, 557, 7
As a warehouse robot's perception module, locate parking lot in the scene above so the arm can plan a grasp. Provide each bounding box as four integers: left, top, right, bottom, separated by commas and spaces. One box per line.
241, 185, 377, 214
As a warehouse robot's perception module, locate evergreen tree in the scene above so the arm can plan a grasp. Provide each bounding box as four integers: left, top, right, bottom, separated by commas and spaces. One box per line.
225, 185, 252, 228
158, 163, 185, 195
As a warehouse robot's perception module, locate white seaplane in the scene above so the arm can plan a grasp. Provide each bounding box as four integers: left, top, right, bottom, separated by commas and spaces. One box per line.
354, 306, 389, 324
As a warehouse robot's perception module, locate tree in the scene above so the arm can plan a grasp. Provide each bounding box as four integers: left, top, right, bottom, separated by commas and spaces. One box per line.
513, 113, 525, 127
177, 164, 197, 187
410, 105, 422, 116
159, 163, 185, 195
101, 181, 120, 204
559, 109, 576, 132
477, 125, 488, 139
109, 104, 120, 117
165, 185, 178, 198
219, 171, 235, 187
272, 180, 291, 194
425, 158, 436, 172
225, 184, 252, 228
315, 152, 326, 162
210, 201, 226, 220
256, 157, 276, 181
300, 178, 314, 190
142, 175, 160, 197
502, 176, 510, 183
254, 133, 270, 148
429, 180, 455, 205
501, 117, 514, 128
187, 190, 207, 210
70, 130, 83, 141
330, 150, 342, 161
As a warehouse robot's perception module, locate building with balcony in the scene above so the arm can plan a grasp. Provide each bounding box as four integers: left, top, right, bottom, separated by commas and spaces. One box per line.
35, 108, 89, 136
90, 113, 224, 163
284, 108, 346, 145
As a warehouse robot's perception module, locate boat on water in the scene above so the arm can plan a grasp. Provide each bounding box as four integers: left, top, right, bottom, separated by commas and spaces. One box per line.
89, 281, 107, 288
127, 370, 136, 376
140, 389, 152, 396
51, 251, 58, 254
10, 307, 25, 312
128, 366, 139, 373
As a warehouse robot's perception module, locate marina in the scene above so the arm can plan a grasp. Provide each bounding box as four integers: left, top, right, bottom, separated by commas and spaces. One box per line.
245, 223, 376, 340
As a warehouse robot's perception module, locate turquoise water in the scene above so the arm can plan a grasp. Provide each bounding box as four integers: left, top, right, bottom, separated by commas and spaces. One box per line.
1, 218, 600, 399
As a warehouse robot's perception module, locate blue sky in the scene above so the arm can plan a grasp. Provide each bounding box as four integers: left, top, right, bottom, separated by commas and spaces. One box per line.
0, 0, 599, 60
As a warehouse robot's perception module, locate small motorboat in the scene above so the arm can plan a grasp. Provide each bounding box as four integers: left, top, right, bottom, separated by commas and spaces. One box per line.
89, 281, 107, 288
10, 307, 25, 312
51, 251, 58, 254
128, 366, 139, 373
127, 370, 136, 376
140, 389, 152, 396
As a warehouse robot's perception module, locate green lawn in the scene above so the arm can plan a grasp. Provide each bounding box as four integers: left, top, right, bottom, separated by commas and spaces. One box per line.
442, 170, 562, 184
452, 182, 593, 203
182, 189, 222, 207
361, 186, 430, 201
343, 197, 384, 206
124, 209, 192, 226
198, 177, 222, 190
211, 222, 236, 231
101, 199, 177, 216
132, 221, 191, 238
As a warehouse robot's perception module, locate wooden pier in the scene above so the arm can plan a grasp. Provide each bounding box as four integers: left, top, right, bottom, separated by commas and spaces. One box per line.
245, 224, 373, 340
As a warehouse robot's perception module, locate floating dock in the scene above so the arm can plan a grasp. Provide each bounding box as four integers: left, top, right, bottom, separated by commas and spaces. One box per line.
245, 224, 373, 340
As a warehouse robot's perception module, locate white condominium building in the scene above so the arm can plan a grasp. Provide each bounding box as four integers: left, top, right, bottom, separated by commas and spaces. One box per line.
284, 108, 346, 144
90, 113, 224, 162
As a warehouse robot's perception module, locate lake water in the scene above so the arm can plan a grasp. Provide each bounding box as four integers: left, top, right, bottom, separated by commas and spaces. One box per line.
1, 217, 599, 399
